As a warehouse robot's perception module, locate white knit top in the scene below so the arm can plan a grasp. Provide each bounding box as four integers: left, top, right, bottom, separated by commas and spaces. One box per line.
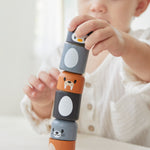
20, 28, 150, 147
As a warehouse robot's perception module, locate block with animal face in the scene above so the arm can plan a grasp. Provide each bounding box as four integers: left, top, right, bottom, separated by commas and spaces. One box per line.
53, 90, 81, 121
66, 31, 88, 45
57, 71, 85, 94
50, 119, 77, 141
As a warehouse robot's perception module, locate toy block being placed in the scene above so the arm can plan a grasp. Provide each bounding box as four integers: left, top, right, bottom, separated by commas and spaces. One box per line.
53, 90, 81, 121
66, 31, 88, 45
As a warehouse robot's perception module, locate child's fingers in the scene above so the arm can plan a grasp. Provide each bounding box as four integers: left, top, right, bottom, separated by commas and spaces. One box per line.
68, 15, 94, 32
38, 71, 57, 89
28, 75, 45, 91
75, 19, 108, 38
85, 26, 113, 50
49, 68, 60, 81
23, 84, 37, 98
92, 36, 113, 56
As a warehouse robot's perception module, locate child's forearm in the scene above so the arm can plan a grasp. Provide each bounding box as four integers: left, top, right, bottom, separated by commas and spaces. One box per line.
31, 101, 53, 119
121, 32, 150, 82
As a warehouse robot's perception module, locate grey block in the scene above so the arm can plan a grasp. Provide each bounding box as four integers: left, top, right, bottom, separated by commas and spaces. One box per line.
50, 119, 77, 141
59, 42, 89, 74
53, 90, 81, 121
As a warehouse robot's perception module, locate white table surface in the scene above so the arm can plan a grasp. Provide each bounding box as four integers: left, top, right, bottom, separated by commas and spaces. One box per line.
0, 116, 149, 150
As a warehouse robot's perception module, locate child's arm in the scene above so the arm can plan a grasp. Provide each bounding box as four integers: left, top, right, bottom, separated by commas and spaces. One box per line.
68, 15, 150, 82
120, 32, 150, 82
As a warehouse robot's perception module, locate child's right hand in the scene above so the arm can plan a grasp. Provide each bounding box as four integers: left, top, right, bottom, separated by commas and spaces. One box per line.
23, 68, 60, 118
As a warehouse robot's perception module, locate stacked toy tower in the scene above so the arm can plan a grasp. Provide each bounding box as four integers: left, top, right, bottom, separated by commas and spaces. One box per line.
49, 31, 89, 150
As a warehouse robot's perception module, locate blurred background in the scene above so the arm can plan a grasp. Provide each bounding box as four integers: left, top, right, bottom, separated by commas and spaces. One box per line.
0, 0, 150, 117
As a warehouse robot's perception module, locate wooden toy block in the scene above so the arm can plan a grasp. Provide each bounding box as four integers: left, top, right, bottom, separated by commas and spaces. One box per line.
57, 71, 85, 94
53, 90, 81, 121
66, 31, 88, 45
59, 42, 89, 74
50, 119, 77, 141
49, 138, 75, 150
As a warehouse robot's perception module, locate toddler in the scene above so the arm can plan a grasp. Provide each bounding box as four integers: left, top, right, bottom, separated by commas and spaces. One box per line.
21, 0, 150, 147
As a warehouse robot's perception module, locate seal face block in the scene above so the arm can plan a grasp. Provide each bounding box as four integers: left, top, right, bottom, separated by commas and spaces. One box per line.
50, 119, 77, 141
57, 71, 85, 94
53, 90, 81, 121
59, 42, 89, 74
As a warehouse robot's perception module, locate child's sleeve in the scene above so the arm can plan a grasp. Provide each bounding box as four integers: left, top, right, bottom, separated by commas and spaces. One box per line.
20, 45, 62, 134
110, 29, 150, 145
111, 63, 150, 146
120, 28, 150, 94
110, 93, 150, 146
130, 28, 150, 45
20, 95, 54, 134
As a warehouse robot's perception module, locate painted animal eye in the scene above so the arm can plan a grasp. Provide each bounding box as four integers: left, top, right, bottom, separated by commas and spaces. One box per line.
74, 80, 77, 84
61, 129, 64, 133
64, 77, 66, 81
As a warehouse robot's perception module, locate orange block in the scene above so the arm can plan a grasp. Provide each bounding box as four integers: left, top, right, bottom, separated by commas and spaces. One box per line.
57, 71, 85, 94
49, 138, 75, 150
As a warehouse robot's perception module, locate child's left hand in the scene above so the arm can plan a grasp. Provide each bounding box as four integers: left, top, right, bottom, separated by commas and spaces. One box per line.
68, 15, 126, 57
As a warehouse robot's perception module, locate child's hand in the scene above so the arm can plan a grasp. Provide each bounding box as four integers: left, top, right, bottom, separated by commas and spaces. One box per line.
68, 15, 126, 57
23, 68, 60, 108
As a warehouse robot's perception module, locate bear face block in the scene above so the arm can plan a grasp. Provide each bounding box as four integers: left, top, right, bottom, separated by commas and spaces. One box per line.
53, 90, 81, 121
57, 71, 85, 94
59, 42, 89, 74
50, 119, 77, 141
49, 138, 75, 150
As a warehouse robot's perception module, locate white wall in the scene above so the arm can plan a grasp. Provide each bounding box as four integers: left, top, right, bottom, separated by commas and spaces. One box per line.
0, 0, 36, 116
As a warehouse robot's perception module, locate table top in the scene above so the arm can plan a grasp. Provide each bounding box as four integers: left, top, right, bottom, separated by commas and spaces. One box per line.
0, 116, 149, 150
